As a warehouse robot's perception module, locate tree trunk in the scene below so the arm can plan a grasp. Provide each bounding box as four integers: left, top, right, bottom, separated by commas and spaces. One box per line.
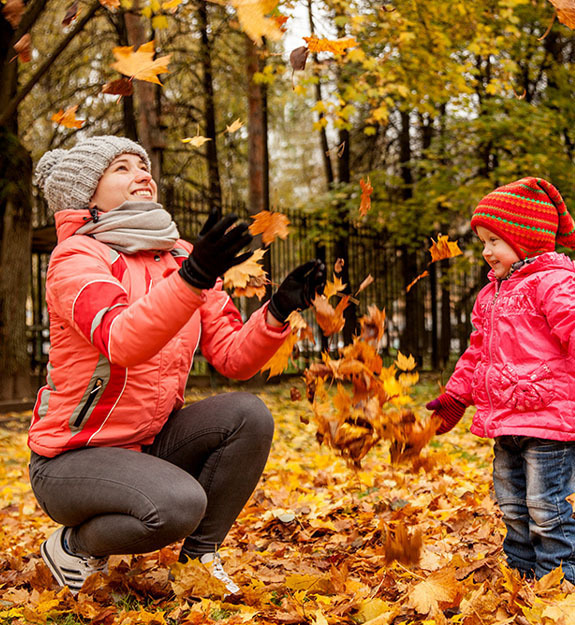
246, 36, 271, 306
124, 5, 164, 181
198, 0, 223, 215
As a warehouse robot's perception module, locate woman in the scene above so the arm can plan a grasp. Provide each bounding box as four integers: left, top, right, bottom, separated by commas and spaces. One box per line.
30, 135, 325, 595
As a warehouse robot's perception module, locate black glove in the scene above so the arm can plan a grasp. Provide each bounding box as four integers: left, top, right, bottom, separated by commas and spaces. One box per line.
180, 210, 253, 289
268, 259, 327, 323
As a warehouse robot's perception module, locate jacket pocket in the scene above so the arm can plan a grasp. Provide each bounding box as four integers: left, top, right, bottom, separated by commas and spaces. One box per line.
73, 378, 103, 428
496, 363, 554, 412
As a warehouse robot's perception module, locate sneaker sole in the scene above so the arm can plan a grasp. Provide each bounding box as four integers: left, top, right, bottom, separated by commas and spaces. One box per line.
40, 540, 83, 592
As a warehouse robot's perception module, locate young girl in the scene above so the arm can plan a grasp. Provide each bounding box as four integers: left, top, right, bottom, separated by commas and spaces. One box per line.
30, 135, 326, 595
427, 177, 575, 584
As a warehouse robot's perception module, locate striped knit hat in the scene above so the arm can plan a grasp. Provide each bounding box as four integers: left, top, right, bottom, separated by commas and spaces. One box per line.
471, 177, 575, 259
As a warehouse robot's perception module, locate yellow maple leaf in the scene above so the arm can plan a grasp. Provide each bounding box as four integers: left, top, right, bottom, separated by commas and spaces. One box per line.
225, 118, 244, 133
407, 568, 462, 614
181, 136, 211, 147
51, 105, 85, 129
230, 0, 284, 45
260, 331, 298, 378
323, 275, 347, 300
429, 235, 462, 263
303, 34, 358, 55
111, 40, 171, 85
223, 248, 267, 290
395, 351, 416, 372
249, 211, 290, 246
359, 177, 373, 216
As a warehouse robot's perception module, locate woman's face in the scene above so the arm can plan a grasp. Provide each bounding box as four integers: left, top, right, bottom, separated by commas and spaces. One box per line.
89, 153, 157, 212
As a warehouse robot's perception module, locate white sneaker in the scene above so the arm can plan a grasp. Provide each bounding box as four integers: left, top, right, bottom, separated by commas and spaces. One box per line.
40, 527, 108, 594
200, 552, 240, 595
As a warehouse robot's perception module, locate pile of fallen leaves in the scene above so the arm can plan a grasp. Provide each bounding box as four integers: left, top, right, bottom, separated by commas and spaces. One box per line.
2, 386, 575, 625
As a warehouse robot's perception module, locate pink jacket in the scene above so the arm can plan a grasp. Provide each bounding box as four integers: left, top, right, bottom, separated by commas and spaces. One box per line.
446, 252, 575, 441
29, 210, 290, 458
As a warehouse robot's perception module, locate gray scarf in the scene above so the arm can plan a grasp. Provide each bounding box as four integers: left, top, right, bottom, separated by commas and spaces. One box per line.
76, 201, 180, 254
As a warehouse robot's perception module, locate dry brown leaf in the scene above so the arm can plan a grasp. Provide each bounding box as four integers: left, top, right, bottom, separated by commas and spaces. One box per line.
51, 105, 84, 128
249, 211, 290, 246
359, 304, 386, 346
2, 0, 25, 27
383, 524, 423, 565
62, 1, 79, 26
303, 34, 358, 55
548, 0, 575, 28
225, 118, 244, 133
406, 270, 429, 293
334, 258, 344, 274
111, 40, 171, 85
359, 177, 373, 217
13, 33, 31, 63
290, 46, 309, 71
170, 558, 228, 600
101, 77, 134, 96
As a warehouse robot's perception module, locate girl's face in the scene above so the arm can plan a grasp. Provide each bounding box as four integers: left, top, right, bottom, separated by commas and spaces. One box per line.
89, 153, 157, 212
476, 225, 521, 279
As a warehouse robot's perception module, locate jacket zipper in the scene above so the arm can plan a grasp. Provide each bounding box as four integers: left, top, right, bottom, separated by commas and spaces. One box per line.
73, 378, 103, 428
483, 285, 500, 437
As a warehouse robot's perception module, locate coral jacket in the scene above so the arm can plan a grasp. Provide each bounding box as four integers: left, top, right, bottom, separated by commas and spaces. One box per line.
446, 252, 575, 441
29, 209, 289, 458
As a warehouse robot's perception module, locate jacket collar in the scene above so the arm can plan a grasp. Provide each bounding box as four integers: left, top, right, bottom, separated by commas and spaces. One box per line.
54, 209, 95, 243
487, 251, 575, 283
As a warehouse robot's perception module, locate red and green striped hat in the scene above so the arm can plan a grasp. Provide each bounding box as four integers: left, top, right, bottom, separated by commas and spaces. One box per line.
471, 177, 575, 259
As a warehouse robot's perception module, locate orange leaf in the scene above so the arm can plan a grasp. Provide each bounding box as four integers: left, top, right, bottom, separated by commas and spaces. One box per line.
313, 294, 350, 336
260, 331, 298, 378
359, 177, 373, 217
383, 524, 423, 565
13, 33, 31, 63
2, 0, 25, 28
51, 105, 85, 128
406, 270, 429, 293
249, 211, 290, 246
356, 273, 374, 296
548, 0, 575, 28
359, 304, 386, 345
101, 77, 134, 96
408, 568, 463, 614
323, 275, 346, 300
303, 35, 358, 55
334, 258, 344, 274
111, 40, 171, 85
99, 0, 120, 9
429, 235, 462, 263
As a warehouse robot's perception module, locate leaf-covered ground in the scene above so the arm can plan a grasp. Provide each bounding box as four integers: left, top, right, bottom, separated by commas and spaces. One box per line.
1, 381, 575, 625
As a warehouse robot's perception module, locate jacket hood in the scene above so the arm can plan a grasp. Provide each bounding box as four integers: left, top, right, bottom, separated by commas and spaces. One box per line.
487, 251, 575, 283
54, 209, 94, 244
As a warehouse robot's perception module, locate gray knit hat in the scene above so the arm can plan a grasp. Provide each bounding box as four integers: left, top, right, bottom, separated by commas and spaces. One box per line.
34, 135, 151, 214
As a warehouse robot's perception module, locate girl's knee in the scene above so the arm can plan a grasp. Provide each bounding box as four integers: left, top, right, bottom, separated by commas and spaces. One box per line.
153, 483, 208, 541
231, 392, 274, 438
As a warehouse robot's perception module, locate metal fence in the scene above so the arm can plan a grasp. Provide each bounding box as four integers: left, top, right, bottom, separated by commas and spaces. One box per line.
28, 189, 486, 379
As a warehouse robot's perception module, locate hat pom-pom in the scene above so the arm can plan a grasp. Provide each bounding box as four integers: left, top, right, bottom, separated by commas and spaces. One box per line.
34, 149, 67, 190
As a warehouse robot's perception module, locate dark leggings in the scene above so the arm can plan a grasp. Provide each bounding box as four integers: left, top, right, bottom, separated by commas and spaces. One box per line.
29, 392, 274, 558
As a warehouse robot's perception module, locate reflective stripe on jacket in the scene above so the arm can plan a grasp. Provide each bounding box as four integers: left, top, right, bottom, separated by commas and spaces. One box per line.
29, 209, 290, 457
446, 252, 575, 441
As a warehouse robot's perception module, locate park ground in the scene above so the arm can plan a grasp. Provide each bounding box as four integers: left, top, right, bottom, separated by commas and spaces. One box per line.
1, 379, 575, 624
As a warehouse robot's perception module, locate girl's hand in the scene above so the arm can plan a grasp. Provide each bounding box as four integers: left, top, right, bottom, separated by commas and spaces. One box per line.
426, 393, 467, 434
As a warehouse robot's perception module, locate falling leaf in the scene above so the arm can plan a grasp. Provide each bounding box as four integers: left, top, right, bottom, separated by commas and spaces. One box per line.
290, 387, 302, 401
230, 0, 284, 46
162, 0, 183, 10
290, 46, 309, 71
2, 0, 25, 27
356, 274, 374, 296
260, 332, 298, 378
223, 248, 268, 298
101, 77, 134, 96
99, 0, 120, 9
313, 294, 349, 336
249, 211, 290, 246
225, 118, 244, 133
359, 177, 373, 217
323, 275, 347, 300
334, 258, 344, 274
429, 235, 462, 263
51, 105, 85, 128
383, 523, 423, 565
359, 304, 385, 345
303, 34, 358, 55
395, 351, 416, 372
62, 1, 79, 25
181, 136, 212, 147
111, 40, 171, 85
12, 34, 31, 63
548, 0, 575, 28
271, 14, 289, 31
406, 270, 429, 293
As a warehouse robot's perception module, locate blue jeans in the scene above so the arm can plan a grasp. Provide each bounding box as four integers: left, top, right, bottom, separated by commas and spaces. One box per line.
493, 436, 575, 583
29, 392, 274, 559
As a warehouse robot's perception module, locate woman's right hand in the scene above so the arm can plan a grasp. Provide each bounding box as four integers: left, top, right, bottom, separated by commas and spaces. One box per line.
179, 210, 253, 290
